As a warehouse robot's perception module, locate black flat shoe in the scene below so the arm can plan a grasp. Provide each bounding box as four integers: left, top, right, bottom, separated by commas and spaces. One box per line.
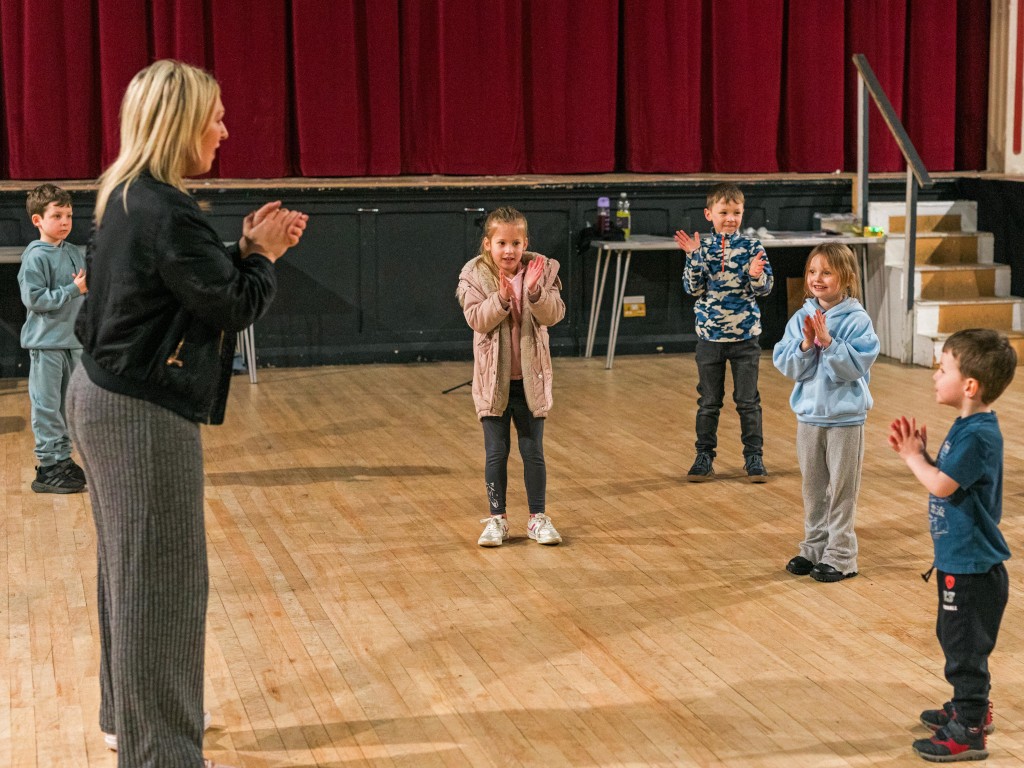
785, 555, 815, 576
809, 563, 857, 582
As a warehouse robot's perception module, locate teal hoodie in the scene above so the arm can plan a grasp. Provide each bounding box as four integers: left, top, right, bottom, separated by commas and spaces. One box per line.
17, 239, 86, 349
772, 296, 880, 426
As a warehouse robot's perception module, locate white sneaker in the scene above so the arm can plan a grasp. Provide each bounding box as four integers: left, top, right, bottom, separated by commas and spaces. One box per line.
527, 514, 562, 545
478, 516, 509, 547
105, 711, 211, 750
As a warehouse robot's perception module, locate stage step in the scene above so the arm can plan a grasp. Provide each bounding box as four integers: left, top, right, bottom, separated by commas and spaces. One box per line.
867, 199, 1021, 368
914, 330, 1024, 367
914, 296, 1023, 336
915, 263, 1010, 301
887, 212, 965, 234
881, 231, 993, 268
868, 199, 977, 233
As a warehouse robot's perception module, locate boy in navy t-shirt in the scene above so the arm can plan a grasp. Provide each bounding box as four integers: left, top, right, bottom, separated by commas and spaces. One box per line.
889, 329, 1017, 762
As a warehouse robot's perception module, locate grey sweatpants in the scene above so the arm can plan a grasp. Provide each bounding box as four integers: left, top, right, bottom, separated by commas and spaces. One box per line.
796, 421, 864, 575
67, 366, 208, 767
28, 347, 81, 465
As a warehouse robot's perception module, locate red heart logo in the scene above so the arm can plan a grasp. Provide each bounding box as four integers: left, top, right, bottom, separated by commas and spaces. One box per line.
945, 575, 956, 590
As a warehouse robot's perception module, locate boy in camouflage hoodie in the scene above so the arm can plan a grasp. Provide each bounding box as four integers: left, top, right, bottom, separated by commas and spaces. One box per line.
675, 183, 773, 482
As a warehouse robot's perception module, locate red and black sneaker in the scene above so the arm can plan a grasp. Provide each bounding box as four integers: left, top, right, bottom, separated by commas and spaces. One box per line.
912, 717, 988, 762
921, 701, 994, 735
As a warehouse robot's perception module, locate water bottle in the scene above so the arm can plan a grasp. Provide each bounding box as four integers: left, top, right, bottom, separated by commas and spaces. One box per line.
596, 196, 611, 235
615, 192, 631, 239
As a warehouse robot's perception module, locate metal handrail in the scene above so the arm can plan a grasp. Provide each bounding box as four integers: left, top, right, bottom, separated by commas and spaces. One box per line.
853, 53, 933, 363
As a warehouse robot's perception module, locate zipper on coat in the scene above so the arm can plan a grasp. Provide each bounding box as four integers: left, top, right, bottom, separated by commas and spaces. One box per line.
166, 338, 185, 367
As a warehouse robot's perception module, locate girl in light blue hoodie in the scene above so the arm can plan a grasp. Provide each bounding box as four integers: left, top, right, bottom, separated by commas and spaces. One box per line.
773, 243, 880, 583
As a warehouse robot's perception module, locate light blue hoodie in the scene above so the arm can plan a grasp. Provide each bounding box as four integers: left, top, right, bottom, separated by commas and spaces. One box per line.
772, 296, 879, 426
17, 239, 86, 349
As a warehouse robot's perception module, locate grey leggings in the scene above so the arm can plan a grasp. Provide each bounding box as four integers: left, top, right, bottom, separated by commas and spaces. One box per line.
796, 421, 864, 574
482, 379, 546, 515
67, 367, 208, 767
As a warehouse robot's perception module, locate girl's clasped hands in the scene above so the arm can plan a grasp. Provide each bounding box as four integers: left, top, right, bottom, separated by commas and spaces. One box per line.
800, 309, 832, 351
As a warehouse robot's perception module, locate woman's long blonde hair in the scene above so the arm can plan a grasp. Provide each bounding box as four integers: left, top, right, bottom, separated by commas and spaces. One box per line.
94, 60, 220, 224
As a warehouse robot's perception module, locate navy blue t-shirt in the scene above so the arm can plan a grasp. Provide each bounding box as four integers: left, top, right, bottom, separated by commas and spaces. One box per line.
930, 411, 1010, 573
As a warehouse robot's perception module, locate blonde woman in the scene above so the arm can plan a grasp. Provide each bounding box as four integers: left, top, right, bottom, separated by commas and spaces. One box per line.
68, 60, 307, 768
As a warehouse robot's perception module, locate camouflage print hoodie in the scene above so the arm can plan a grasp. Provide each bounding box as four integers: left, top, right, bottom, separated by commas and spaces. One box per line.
682, 230, 773, 341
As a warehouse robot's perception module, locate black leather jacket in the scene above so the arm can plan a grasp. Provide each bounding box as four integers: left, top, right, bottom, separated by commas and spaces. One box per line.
76, 174, 276, 424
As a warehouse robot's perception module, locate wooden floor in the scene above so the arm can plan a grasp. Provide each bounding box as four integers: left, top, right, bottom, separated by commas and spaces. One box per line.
2, 353, 1024, 767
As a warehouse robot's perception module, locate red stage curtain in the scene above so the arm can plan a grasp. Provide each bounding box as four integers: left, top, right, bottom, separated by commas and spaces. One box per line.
96, 4, 152, 170
956, 0, 990, 170
292, 1, 401, 176
622, 0, 704, 172
707, 0, 785, 172
100, 0, 220, 174
0, 0, 101, 179
0, 0, 996, 179
781, 0, 845, 172
210, 0, 291, 178
151, 0, 211, 63
524, 0, 619, 172
845, 0, 908, 173
400, 0, 526, 174
905, 0, 958, 171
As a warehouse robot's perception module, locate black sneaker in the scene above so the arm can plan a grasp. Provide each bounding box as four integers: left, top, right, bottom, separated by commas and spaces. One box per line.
921, 701, 994, 735
744, 454, 768, 483
786, 555, 815, 575
686, 452, 714, 482
912, 717, 988, 762
56, 457, 86, 485
809, 563, 857, 582
31, 462, 86, 494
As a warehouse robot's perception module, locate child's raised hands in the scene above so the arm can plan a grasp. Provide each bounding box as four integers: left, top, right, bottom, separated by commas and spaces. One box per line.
801, 314, 816, 350
525, 255, 545, 294
809, 309, 832, 348
498, 273, 513, 304
888, 416, 927, 459
73, 268, 87, 295
749, 251, 768, 278
674, 230, 701, 254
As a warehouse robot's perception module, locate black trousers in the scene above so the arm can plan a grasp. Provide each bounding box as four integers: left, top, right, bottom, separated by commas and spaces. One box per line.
936, 563, 1009, 726
482, 379, 546, 515
694, 337, 763, 458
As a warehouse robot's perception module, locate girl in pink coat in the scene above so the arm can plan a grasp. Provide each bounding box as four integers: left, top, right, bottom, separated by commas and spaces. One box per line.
456, 207, 566, 547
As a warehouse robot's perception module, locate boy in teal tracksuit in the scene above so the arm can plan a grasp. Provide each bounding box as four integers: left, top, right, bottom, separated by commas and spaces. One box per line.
18, 184, 87, 493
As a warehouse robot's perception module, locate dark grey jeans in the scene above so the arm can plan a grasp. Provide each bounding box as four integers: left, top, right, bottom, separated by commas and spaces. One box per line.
482, 379, 546, 515
694, 337, 763, 458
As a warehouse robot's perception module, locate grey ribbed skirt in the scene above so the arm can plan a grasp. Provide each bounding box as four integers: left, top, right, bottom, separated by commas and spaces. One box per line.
68, 366, 208, 767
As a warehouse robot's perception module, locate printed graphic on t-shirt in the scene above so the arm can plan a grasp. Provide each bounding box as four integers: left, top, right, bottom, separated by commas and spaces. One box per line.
929, 501, 948, 538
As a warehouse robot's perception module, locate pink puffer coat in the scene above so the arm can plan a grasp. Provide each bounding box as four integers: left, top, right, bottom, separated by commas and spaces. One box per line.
456, 252, 565, 418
